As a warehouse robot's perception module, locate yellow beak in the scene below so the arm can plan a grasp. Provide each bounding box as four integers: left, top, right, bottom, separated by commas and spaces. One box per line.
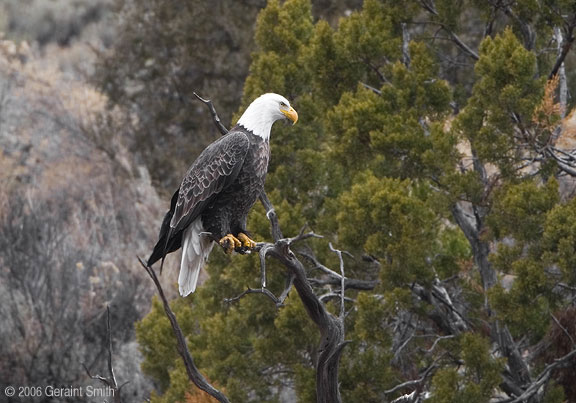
281, 106, 298, 125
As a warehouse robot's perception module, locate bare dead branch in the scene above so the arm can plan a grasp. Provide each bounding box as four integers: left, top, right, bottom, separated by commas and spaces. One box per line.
308, 276, 379, 291
384, 357, 439, 395
257, 195, 349, 403
360, 82, 382, 95
193, 92, 229, 136
503, 5, 535, 50
82, 307, 125, 403
550, 312, 576, 348
137, 257, 230, 403
546, 147, 576, 176
224, 286, 283, 307
258, 242, 275, 288
329, 242, 346, 320
299, 249, 379, 291
424, 335, 455, 354
319, 293, 355, 303
288, 231, 324, 245
402, 23, 411, 68
549, 14, 576, 79
498, 347, 576, 403
390, 391, 419, 403
418, 3, 480, 60
106, 307, 119, 392
299, 249, 343, 279
259, 192, 283, 241
554, 27, 568, 118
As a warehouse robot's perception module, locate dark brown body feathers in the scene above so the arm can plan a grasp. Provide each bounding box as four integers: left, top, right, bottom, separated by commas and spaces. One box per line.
147, 125, 269, 267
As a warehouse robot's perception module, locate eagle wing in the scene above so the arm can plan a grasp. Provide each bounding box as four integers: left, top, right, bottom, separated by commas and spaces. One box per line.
147, 131, 250, 266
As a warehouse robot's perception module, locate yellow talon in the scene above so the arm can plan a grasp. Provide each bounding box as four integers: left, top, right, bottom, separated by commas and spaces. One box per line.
238, 233, 257, 249
219, 234, 242, 254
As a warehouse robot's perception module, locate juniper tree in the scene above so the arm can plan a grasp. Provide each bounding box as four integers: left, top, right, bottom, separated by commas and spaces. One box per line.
133, 0, 576, 401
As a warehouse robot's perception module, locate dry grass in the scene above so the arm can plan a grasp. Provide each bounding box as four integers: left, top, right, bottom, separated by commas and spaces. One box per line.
0, 36, 174, 400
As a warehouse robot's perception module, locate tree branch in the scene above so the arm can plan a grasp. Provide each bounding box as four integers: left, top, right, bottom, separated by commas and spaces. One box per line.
261, 239, 348, 403
328, 242, 346, 321
259, 192, 283, 241
224, 286, 284, 307
82, 306, 126, 403
384, 358, 438, 395
402, 22, 411, 68
498, 348, 576, 403
553, 27, 568, 118
308, 276, 379, 291
299, 248, 379, 290
418, 2, 480, 60
549, 14, 576, 80
137, 257, 230, 403
193, 92, 229, 135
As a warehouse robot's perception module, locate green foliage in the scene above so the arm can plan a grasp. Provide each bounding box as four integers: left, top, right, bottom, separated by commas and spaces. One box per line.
336, 173, 438, 285
430, 333, 504, 403
542, 197, 576, 285
132, 0, 576, 400
455, 28, 545, 177
243, 0, 314, 102
489, 178, 559, 242
137, 297, 195, 392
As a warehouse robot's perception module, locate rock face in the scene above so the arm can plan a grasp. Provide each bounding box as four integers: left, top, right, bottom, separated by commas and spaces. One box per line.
0, 29, 178, 401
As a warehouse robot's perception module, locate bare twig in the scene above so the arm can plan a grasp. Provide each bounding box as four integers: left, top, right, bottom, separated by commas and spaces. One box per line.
550, 312, 576, 348
299, 249, 379, 291
193, 92, 229, 135
137, 257, 230, 403
329, 242, 346, 321
424, 335, 455, 354
319, 293, 355, 303
288, 230, 323, 245
259, 192, 283, 241
360, 82, 382, 95
224, 286, 283, 306
384, 357, 439, 395
82, 306, 126, 403
308, 276, 379, 291
418, 2, 479, 60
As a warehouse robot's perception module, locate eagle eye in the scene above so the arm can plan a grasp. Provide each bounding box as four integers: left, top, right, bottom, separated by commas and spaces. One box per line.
280, 101, 287, 107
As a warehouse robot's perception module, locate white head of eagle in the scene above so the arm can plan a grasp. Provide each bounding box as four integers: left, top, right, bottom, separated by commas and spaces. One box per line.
237, 93, 298, 140
147, 93, 298, 296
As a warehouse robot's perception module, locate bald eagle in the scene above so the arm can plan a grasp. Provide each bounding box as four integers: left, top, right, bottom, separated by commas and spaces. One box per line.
147, 93, 298, 296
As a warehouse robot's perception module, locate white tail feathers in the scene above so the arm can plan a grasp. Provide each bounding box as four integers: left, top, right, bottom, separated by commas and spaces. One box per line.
179, 218, 214, 296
